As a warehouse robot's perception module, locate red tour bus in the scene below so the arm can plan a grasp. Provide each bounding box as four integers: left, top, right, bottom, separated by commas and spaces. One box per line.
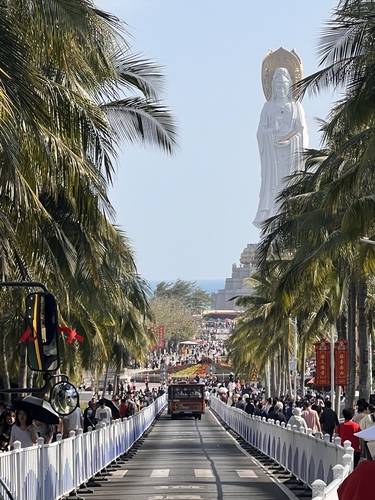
168, 381, 205, 420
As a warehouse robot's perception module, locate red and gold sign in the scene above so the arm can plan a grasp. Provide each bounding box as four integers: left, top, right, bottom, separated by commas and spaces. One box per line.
334, 338, 348, 386
314, 340, 331, 386
250, 366, 258, 382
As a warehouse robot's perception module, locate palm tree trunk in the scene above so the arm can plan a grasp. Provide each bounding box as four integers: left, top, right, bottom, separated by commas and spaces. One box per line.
368, 309, 373, 395
347, 281, 357, 408
102, 364, 110, 399
358, 278, 370, 400
270, 357, 277, 397
337, 313, 347, 340
283, 320, 294, 396
18, 342, 28, 388
300, 337, 306, 398
277, 352, 282, 396
0, 328, 11, 403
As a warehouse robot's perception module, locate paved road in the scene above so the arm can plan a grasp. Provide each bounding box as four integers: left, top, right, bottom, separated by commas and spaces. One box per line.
82, 407, 297, 500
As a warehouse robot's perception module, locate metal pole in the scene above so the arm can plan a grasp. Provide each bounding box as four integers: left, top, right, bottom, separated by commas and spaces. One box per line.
294, 318, 298, 398
0, 281, 48, 292
330, 324, 335, 410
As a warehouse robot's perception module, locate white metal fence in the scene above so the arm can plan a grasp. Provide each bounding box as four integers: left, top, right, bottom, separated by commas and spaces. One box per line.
0, 394, 354, 500
0, 394, 167, 500
210, 396, 353, 499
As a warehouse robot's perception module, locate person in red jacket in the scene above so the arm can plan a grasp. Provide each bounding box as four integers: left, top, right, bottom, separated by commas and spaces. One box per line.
119, 398, 128, 419
338, 461, 375, 499
335, 407, 361, 468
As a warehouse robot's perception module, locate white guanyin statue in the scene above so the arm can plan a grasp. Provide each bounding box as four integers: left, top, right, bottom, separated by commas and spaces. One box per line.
253, 49, 308, 229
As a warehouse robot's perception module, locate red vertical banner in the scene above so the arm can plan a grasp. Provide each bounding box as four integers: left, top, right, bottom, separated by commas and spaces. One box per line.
158, 325, 165, 349
334, 339, 348, 386
314, 340, 331, 386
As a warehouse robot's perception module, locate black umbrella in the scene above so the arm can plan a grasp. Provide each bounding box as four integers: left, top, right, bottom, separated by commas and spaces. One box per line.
12, 395, 60, 425
102, 398, 120, 419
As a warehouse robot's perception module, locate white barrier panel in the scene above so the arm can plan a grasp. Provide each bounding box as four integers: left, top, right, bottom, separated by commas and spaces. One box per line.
210, 395, 353, 495
0, 394, 167, 500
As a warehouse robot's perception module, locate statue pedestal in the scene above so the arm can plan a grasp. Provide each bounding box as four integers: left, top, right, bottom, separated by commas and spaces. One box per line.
211, 243, 257, 310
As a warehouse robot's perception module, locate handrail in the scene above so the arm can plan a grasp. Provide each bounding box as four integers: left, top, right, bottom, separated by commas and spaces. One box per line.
210, 395, 353, 497
0, 394, 167, 500
0, 476, 14, 499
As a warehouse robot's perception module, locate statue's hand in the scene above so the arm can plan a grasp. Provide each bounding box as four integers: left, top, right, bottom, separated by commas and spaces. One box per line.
278, 129, 297, 143
277, 139, 289, 145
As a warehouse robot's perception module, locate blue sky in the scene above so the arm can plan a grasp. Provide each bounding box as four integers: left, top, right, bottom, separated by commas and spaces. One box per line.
97, 0, 339, 281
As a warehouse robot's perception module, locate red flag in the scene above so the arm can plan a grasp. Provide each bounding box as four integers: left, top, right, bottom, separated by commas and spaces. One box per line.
19, 327, 37, 343
58, 326, 84, 344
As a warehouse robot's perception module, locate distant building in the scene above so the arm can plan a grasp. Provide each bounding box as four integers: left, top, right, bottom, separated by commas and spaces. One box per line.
201, 310, 241, 340
211, 244, 257, 311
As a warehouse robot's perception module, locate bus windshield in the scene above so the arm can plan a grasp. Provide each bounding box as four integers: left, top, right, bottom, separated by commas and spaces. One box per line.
170, 384, 204, 399
168, 383, 205, 420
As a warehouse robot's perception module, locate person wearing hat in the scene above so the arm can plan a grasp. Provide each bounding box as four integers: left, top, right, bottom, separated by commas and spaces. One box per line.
83, 400, 97, 432
288, 407, 308, 431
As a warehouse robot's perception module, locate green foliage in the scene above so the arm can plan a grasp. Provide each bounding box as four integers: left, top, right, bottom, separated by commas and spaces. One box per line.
153, 279, 212, 314
0, 0, 177, 387
149, 297, 198, 344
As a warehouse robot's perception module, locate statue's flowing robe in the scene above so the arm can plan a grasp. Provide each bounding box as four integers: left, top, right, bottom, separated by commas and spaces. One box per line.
253, 99, 308, 229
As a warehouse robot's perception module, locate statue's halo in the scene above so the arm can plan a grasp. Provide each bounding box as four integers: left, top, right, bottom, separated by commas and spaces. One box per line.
261, 47, 303, 101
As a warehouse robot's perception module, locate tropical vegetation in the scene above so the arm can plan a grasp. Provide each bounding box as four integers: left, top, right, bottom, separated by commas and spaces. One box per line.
228, 0, 375, 408
0, 0, 177, 395
149, 279, 212, 348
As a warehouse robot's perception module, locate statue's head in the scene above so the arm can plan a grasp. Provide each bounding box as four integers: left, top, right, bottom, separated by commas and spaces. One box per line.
272, 68, 292, 100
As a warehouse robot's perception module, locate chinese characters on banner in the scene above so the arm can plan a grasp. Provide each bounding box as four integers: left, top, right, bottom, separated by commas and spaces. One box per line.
157, 325, 165, 349
250, 366, 258, 382
314, 340, 331, 386
314, 339, 349, 387
334, 339, 348, 386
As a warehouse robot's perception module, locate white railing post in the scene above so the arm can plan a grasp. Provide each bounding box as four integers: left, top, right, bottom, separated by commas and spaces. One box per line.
311, 478, 326, 498
332, 464, 344, 481
342, 451, 354, 470
13, 441, 22, 500
37, 437, 45, 500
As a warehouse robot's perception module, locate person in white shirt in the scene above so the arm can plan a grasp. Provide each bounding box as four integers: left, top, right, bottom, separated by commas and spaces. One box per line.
288, 407, 308, 431
95, 399, 112, 425
62, 406, 83, 437
9, 409, 38, 449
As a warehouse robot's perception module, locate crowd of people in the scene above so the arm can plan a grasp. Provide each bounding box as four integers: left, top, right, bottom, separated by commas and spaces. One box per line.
0, 402, 41, 451
2, 335, 375, 474
210, 380, 375, 469
0, 383, 166, 451
144, 341, 227, 370
63, 385, 166, 437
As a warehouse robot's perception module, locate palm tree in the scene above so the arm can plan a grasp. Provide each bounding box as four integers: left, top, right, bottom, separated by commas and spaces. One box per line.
0, 1, 178, 387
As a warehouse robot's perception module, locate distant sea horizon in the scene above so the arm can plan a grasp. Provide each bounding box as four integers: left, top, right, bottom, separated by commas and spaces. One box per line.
148, 279, 225, 295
